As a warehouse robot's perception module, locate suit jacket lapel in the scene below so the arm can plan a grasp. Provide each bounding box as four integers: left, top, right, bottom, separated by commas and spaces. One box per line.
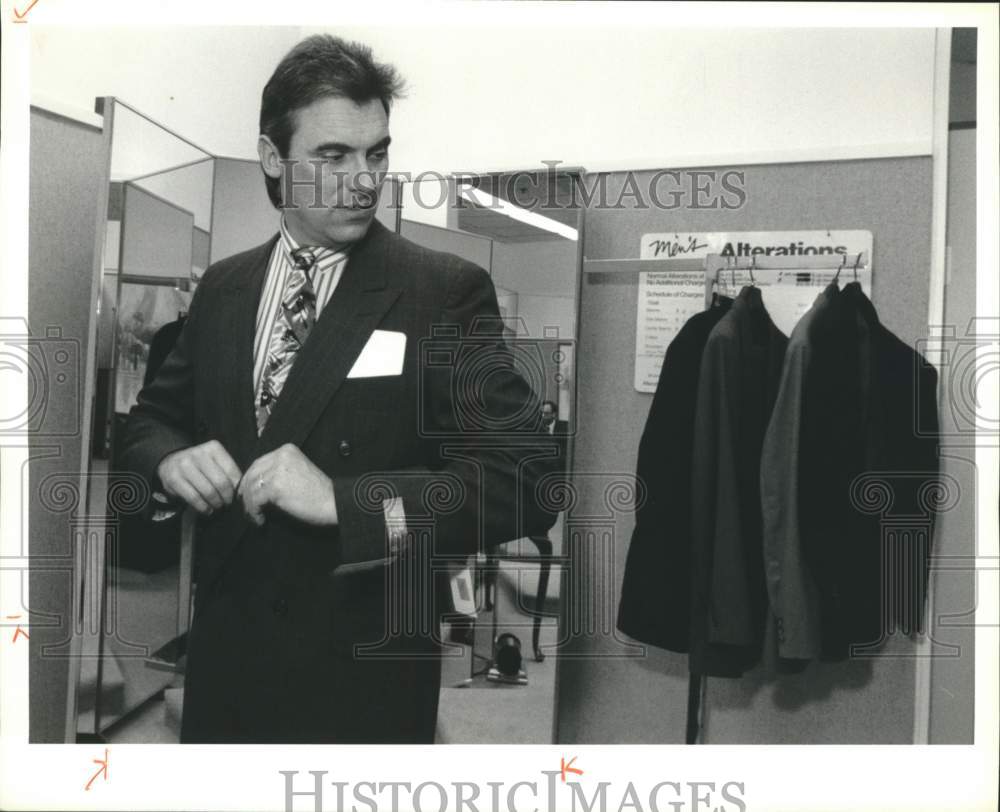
194, 235, 276, 593
257, 220, 402, 454
213, 234, 278, 469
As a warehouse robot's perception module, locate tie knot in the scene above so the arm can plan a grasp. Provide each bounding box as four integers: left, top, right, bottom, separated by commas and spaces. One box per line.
291, 248, 318, 271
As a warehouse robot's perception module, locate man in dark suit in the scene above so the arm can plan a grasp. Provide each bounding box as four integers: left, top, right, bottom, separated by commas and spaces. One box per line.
539, 399, 568, 437
120, 34, 557, 743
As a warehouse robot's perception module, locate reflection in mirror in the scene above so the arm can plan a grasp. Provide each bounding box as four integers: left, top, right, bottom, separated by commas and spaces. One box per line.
77, 99, 213, 740
401, 169, 581, 743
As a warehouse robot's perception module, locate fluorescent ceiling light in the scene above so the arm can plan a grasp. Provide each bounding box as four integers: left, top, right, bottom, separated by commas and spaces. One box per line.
458, 184, 578, 241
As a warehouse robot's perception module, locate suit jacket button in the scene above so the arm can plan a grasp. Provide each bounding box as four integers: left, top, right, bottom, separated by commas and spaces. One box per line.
272, 598, 288, 616
338, 440, 352, 457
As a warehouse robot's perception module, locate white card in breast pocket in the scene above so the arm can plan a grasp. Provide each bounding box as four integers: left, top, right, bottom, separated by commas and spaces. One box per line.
347, 329, 406, 377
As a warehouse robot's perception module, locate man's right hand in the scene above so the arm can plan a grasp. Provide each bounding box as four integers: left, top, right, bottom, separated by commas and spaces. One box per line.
156, 440, 242, 515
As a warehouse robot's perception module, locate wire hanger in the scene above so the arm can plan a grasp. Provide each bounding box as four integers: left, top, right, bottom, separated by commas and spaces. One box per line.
853, 252, 863, 282
748, 255, 757, 287
833, 253, 846, 284
715, 257, 733, 296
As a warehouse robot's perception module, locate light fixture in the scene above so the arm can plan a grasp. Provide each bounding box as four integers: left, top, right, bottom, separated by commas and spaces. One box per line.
458, 184, 579, 241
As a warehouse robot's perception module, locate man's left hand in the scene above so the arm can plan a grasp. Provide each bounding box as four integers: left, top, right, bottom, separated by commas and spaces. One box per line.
238, 443, 338, 527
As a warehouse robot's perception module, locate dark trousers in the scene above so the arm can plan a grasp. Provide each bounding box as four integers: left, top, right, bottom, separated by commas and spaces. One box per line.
179, 577, 443, 744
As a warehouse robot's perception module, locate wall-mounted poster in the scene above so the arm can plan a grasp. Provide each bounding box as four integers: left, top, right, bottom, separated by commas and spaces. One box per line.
634, 230, 873, 392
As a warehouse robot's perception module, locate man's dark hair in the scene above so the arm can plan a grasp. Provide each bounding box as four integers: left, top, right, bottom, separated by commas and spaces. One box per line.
259, 34, 405, 208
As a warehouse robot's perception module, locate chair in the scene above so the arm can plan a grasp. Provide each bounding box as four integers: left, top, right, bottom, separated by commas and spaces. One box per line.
482, 534, 554, 663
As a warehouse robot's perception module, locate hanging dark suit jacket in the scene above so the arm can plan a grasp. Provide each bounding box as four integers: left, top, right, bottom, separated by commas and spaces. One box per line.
799, 282, 940, 659
617, 299, 732, 652
119, 219, 559, 743
760, 283, 837, 661
689, 286, 788, 677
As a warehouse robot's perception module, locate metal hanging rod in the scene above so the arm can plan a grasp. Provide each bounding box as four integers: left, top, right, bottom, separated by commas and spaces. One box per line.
703, 252, 868, 273
582, 257, 706, 274
583, 252, 868, 275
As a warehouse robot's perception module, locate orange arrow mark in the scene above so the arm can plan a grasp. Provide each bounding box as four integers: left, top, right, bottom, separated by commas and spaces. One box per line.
84, 749, 109, 791
560, 755, 583, 782
13, 0, 40, 21
12, 626, 29, 643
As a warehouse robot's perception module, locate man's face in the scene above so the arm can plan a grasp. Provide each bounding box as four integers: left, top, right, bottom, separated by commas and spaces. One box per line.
260, 95, 390, 248
541, 404, 556, 426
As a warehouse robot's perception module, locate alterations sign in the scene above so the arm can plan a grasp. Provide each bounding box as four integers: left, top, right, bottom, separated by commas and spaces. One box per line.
634, 230, 873, 393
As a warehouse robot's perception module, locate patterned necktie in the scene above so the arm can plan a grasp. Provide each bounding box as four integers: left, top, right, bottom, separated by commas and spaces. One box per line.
255, 248, 318, 433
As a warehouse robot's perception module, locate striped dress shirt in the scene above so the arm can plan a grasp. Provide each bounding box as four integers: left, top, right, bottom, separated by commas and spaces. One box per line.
252, 218, 408, 547
252, 218, 351, 402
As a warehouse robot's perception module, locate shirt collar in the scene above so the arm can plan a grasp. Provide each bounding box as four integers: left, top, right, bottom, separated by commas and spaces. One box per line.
278, 217, 351, 270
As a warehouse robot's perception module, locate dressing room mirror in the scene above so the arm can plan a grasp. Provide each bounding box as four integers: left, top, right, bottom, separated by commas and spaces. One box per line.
400, 169, 582, 742
74, 121, 583, 743
77, 98, 214, 739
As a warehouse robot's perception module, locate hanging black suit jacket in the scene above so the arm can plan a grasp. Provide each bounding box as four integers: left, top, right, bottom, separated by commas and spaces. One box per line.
799, 282, 940, 659
617, 299, 732, 652
119, 219, 559, 743
689, 286, 788, 677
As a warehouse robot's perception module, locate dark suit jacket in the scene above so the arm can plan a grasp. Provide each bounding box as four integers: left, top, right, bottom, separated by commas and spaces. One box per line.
765, 282, 940, 662
143, 316, 186, 387
800, 282, 939, 659
119, 220, 559, 743
689, 286, 787, 677
760, 284, 837, 660
617, 299, 732, 653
